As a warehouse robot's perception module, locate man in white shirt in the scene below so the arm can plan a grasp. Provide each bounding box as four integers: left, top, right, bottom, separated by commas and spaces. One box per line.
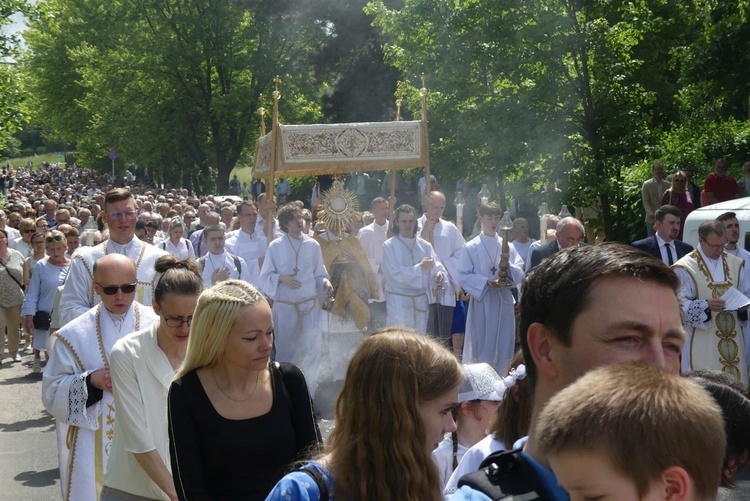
641, 161, 669, 236
225, 201, 267, 286
631, 205, 693, 266
418, 191, 465, 345
43, 254, 159, 501
255, 193, 284, 241
382, 204, 445, 333
0, 209, 21, 242
59, 189, 168, 326
673, 220, 750, 389
198, 225, 252, 287
258, 204, 332, 398
357, 196, 390, 332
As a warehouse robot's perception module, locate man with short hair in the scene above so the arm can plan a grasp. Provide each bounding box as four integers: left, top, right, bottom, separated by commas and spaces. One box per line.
382, 204, 445, 332
457, 203, 524, 374
419, 191, 465, 344
631, 205, 693, 266
0, 209, 21, 242
219, 205, 234, 228
450, 243, 686, 500
641, 161, 669, 236
673, 220, 750, 389
258, 204, 332, 398
42, 254, 159, 501
705, 158, 738, 204
189, 211, 220, 258
55, 208, 71, 226
255, 192, 284, 241
357, 197, 390, 332
225, 201, 266, 286
527, 216, 584, 270
7, 210, 21, 230
509, 217, 535, 268
59, 188, 168, 326
43, 199, 58, 228
199, 224, 251, 287
736, 162, 750, 198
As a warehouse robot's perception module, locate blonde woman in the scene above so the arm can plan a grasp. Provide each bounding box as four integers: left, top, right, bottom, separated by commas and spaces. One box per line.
660, 170, 694, 240
168, 280, 320, 500
266, 329, 464, 501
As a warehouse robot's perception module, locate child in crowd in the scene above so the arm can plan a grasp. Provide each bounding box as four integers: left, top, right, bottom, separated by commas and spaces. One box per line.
432, 363, 503, 489
537, 364, 725, 501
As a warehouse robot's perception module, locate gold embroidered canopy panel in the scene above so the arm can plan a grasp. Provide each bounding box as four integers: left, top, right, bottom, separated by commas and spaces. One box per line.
253, 120, 427, 177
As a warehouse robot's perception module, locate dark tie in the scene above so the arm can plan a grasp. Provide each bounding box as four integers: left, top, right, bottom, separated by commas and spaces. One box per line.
665, 243, 674, 266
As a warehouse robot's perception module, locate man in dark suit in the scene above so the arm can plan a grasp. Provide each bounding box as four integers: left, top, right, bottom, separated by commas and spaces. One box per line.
528, 217, 585, 270
631, 205, 693, 266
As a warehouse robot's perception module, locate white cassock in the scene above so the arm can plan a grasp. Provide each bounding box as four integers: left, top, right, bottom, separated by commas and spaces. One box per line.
358, 221, 389, 307
42, 302, 159, 501
381, 235, 445, 332
199, 250, 252, 288
458, 233, 524, 375
225, 228, 267, 286
58, 237, 167, 326
726, 246, 750, 365
258, 234, 329, 398
417, 216, 465, 307
674, 248, 750, 389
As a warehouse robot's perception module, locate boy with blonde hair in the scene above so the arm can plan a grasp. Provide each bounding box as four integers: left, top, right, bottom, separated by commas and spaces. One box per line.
537, 364, 726, 501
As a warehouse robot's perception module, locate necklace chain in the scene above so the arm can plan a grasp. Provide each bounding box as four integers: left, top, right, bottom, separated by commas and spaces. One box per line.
396, 235, 418, 264
212, 368, 261, 403
480, 233, 500, 274
287, 235, 303, 275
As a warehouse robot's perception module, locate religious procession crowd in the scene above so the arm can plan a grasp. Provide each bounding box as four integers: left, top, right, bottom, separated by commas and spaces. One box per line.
1, 158, 749, 500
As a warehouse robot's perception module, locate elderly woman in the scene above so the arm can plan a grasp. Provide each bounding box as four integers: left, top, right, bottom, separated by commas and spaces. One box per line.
0, 228, 26, 364
158, 219, 195, 260
168, 280, 320, 500
21, 230, 70, 373
101, 256, 203, 501
13, 218, 36, 258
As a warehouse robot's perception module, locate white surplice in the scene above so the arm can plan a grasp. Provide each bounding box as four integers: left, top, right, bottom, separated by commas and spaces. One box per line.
381, 235, 445, 332
357, 221, 389, 304
42, 302, 159, 501
417, 215, 465, 306
258, 234, 329, 397
58, 237, 167, 326
225, 228, 267, 286
458, 233, 524, 375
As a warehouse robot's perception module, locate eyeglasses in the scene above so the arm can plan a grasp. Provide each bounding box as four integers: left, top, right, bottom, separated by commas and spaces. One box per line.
164, 317, 192, 328
23, 229, 35, 234
45, 235, 63, 243
108, 211, 137, 220
95, 282, 137, 295
700, 238, 725, 251
674, 179, 686, 183
32, 240, 45, 245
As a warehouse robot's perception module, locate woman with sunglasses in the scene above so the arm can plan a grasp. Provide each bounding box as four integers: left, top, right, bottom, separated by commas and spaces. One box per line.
168, 280, 321, 501
0, 228, 26, 364
660, 170, 694, 241
23, 231, 49, 288
101, 255, 203, 501
14, 218, 36, 258
21, 230, 70, 373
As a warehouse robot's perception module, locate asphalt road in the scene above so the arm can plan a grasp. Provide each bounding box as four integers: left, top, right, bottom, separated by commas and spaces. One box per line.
0, 350, 60, 500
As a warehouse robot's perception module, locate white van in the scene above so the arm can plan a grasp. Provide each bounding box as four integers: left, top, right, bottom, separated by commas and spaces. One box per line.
683, 197, 750, 249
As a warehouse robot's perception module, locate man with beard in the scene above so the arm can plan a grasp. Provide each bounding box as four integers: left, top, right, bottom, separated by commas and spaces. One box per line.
631, 205, 693, 266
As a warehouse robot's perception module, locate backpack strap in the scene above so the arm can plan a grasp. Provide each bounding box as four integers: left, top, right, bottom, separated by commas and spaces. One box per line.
458, 450, 550, 500
296, 466, 329, 501
198, 255, 207, 272
231, 254, 241, 275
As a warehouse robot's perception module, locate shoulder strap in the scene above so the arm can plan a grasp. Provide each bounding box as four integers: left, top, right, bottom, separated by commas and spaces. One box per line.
198, 255, 206, 272
160, 241, 167, 250
296, 466, 329, 501
458, 450, 550, 501
273, 361, 294, 413
232, 254, 241, 275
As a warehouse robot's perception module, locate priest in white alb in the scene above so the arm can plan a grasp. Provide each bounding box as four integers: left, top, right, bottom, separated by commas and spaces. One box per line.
382, 204, 445, 333
357, 196, 390, 333
42, 254, 159, 501
458, 203, 524, 375
258, 203, 332, 398
58, 188, 167, 326
225, 200, 267, 286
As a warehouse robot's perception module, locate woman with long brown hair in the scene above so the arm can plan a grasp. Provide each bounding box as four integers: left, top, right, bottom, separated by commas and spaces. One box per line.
660, 170, 694, 240
265, 329, 464, 501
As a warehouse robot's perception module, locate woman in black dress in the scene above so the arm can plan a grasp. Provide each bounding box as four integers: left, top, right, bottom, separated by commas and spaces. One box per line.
168, 279, 321, 500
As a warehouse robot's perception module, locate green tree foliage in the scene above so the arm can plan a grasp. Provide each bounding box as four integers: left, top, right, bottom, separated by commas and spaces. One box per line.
367, 0, 702, 240
0, 0, 32, 153
24, 0, 326, 193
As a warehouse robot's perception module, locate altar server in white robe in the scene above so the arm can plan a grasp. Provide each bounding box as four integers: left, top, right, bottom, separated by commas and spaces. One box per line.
458, 203, 525, 375
258, 204, 332, 398
42, 254, 159, 501
225, 200, 267, 286
418, 191, 465, 344
198, 224, 252, 287
357, 196, 390, 333
59, 188, 167, 326
382, 204, 445, 333
718, 211, 750, 365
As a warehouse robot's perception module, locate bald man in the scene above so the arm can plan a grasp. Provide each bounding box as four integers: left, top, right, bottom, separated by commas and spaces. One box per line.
42, 254, 159, 501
